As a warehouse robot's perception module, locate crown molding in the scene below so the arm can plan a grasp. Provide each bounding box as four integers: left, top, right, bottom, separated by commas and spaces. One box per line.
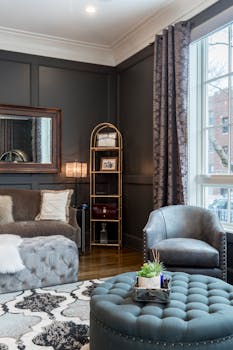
112, 0, 219, 65
0, 0, 219, 67
0, 26, 115, 66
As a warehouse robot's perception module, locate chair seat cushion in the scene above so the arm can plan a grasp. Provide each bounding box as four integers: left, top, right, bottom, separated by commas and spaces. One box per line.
154, 238, 219, 267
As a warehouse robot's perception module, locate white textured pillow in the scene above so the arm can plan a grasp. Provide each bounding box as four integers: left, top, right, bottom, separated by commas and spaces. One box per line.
35, 189, 73, 223
0, 234, 25, 273
0, 195, 14, 224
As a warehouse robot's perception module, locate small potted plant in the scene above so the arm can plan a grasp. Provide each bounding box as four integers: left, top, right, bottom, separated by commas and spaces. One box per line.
137, 250, 164, 289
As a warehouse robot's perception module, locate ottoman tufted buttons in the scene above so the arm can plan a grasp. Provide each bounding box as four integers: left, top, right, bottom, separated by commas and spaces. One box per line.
0, 235, 79, 294
91, 271, 233, 350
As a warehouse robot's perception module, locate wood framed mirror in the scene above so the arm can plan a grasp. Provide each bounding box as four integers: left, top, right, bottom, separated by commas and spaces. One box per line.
0, 104, 61, 173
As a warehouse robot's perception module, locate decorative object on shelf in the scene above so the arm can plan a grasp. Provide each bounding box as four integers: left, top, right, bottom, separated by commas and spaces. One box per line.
0, 149, 29, 162
100, 222, 108, 243
100, 157, 117, 171
90, 122, 122, 249
97, 132, 117, 147
92, 203, 117, 219
65, 161, 87, 208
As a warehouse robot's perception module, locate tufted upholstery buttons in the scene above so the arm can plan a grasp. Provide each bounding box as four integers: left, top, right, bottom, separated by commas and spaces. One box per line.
0, 235, 79, 294
90, 272, 233, 350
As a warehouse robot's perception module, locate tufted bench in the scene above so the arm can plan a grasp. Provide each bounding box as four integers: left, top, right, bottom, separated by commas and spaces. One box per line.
90, 271, 233, 350
0, 235, 78, 293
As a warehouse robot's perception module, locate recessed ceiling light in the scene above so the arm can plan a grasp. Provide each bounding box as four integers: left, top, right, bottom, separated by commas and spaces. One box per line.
85, 6, 96, 14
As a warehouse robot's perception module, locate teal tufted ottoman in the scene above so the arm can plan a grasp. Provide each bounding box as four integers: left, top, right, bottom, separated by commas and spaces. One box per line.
0, 235, 78, 293
90, 272, 233, 350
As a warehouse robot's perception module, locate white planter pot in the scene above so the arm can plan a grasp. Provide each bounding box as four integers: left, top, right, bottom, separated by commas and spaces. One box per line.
138, 275, 161, 289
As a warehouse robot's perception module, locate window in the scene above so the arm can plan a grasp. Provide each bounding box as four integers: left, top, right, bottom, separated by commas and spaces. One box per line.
223, 145, 229, 154
189, 23, 233, 229
222, 117, 229, 133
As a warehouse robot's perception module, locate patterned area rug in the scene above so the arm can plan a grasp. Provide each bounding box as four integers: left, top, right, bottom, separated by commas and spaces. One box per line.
0, 278, 104, 350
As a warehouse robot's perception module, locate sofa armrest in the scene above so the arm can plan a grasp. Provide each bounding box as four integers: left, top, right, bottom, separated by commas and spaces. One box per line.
69, 207, 81, 248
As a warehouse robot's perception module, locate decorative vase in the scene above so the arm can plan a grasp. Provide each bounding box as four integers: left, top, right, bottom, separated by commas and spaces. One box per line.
138, 275, 161, 289
100, 222, 108, 243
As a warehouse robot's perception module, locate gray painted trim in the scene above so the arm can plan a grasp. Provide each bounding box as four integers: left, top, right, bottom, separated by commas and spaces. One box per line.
30, 63, 39, 106
191, 4, 233, 42
0, 50, 115, 74
123, 175, 153, 185
190, 0, 233, 30
116, 45, 154, 72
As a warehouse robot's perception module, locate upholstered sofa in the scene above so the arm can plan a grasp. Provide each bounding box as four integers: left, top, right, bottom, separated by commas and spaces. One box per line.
0, 188, 81, 247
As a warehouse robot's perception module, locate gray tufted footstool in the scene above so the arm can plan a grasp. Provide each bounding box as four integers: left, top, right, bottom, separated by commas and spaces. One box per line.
0, 235, 78, 293
90, 272, 233, 350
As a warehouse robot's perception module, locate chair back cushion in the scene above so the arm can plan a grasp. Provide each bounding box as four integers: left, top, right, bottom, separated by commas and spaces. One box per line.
160, 205, 208, 239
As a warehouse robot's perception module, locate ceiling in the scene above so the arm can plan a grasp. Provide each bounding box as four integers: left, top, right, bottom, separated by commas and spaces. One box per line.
0, 0, 219, 66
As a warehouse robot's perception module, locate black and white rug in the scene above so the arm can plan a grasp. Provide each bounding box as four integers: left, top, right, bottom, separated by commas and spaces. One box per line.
0, 279, 104, 350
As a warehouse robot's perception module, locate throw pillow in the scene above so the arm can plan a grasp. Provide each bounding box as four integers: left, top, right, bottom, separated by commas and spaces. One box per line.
0, 195, 14, 224
0, 234, 25, 273
35, 189, 73, 223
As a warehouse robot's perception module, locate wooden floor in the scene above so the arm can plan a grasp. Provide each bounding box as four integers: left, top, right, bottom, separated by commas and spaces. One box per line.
78, 247, 143, 280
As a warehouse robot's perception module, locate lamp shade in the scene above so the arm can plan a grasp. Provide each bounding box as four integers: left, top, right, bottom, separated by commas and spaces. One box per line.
65, 161, 87, 178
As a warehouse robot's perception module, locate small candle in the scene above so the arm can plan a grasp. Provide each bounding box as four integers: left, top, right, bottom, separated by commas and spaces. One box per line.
160, 274, 164, 288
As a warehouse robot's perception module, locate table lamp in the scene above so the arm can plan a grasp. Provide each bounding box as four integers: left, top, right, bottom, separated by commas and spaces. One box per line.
65, 161, 87, 207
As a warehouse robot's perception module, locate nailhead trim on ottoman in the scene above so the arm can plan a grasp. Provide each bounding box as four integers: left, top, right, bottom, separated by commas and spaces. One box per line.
90, 272, 233, 350
0, 235, 78, 293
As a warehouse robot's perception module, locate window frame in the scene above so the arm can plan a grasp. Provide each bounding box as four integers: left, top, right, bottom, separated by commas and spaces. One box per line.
189, 22, 233, 230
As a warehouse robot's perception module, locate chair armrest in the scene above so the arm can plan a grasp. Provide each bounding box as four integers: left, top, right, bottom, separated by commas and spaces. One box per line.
68, 207, 81, 248
202, 212, 227, 281
143, 209, 167, 262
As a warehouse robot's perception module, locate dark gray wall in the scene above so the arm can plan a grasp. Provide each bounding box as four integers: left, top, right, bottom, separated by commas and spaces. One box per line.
117, 45, 154, 250
0, 50, 116, 207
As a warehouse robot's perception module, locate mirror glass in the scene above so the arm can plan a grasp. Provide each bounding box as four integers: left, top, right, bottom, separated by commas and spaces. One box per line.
0, 105, 61, 173
0, 116, 52, 163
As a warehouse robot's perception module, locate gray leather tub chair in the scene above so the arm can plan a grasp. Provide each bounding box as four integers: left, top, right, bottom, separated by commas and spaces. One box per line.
143, 205, 227, 281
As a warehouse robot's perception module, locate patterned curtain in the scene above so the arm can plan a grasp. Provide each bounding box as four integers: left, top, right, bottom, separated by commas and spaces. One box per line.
32, 118, 42, 163
153, 22, 190, 209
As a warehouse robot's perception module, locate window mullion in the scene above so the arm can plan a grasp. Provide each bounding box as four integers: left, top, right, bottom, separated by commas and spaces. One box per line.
228, 25, 232, 175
